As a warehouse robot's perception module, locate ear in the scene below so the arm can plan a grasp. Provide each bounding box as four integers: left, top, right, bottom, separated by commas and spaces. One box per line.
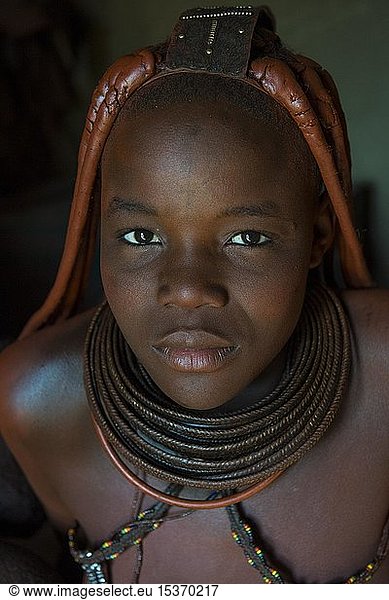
309, 191, 335, 269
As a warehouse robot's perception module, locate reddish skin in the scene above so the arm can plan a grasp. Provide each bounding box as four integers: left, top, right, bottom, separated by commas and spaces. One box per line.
1, 99, 389, 584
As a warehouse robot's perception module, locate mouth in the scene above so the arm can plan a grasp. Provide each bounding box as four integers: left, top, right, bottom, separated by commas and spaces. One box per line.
152, 330, 239, 373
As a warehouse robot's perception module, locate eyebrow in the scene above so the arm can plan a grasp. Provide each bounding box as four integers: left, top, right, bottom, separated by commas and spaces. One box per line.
107, 198, 291, 224
219, 204, 281, 218
107, 197, 157, 216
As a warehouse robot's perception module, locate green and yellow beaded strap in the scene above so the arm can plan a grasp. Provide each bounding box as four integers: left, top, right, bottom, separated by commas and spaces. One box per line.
227, 503, 389, 584
346, 514, 389, 584
227, 504, 284, 584
68, 485, 181, 583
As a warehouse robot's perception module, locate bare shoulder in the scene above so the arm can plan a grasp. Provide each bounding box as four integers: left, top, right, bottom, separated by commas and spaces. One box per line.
340, 287, 389, 358
340, 287, 389, 422
0, 309, 96, 521
0, 309, 95, 438
0, 308, 99, 522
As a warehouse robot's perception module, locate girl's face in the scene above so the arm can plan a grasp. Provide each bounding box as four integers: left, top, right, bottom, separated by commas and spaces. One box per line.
100, 96, 330, 411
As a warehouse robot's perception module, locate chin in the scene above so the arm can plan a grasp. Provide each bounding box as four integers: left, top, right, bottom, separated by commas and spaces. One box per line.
156, 378, 238, 412
170, 395, 230, 412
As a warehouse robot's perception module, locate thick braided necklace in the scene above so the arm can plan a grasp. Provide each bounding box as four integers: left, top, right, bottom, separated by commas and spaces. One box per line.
84, 281, 350, 508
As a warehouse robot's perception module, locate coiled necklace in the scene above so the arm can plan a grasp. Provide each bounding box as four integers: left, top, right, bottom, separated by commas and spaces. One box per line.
84, 281, 350, 508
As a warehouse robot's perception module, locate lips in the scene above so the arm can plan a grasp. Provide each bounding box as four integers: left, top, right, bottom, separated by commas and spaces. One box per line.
152, 330, 239, 373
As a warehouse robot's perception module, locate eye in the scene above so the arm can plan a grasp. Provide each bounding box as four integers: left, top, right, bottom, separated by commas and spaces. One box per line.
227, 230, 271, 247
122, 229, 162, 246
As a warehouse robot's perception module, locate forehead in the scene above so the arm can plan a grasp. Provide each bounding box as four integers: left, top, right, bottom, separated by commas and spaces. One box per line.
104, 72, 310, 169
101, 78, 317, 218
104, 99, 290, 178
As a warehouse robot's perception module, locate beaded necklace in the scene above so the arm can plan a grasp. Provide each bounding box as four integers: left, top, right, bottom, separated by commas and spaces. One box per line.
68, 494, 389, 584
226, 503, 389, 584
68, 484, 182, 583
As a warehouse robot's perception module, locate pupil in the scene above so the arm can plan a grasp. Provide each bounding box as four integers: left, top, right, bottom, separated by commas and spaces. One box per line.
136, 230, 153, 243
243, 231, 260, 244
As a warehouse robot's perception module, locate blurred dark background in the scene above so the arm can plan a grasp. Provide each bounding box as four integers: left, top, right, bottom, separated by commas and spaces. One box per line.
1, 0, 389, 344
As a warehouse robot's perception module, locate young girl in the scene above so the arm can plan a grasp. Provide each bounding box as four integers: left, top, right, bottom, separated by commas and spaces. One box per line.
1, 5, 388, 584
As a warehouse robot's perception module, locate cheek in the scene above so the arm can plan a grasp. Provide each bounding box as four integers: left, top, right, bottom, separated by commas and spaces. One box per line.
233, 243, 312, 350
100, 247, 157, 338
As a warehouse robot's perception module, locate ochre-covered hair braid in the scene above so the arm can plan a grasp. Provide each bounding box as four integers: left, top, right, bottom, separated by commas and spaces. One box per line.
20, 51, 156, 338
250, 53, 370, 288
20, 9, 373, 339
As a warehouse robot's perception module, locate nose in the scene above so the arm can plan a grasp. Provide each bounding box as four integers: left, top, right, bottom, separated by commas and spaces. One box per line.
157, 252, 228, 309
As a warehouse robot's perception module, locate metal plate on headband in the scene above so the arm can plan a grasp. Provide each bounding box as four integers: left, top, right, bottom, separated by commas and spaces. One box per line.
165, 6, 262, 77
